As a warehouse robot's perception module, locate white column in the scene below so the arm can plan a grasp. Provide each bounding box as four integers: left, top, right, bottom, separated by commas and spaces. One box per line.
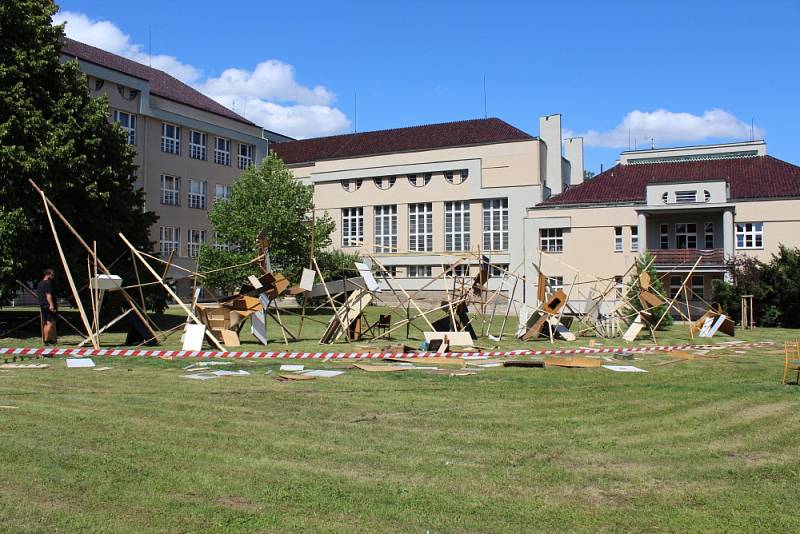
723, 209, 734, 258
637, 212, 647, 254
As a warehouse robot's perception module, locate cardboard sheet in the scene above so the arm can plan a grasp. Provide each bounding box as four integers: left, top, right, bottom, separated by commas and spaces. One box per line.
182, 324, 206, 351
622, 314, 644, 342
424, 331, 473, 347
353, 363, 413, 373
90, 274, 122, 291
544, 357, 603, 368
0, 363, 49, 369
385, 356, 465, 365
302, 370, 345, 378
220, 329, 240, 347
280, 364, 305, 371
66, 358, 95, 368
211, 370, 250, 377
354, 262, 381, 292
251, 311, 268, 345
274, 374, 316, 381
299, 268, 316, 291
602, 365, 648, 373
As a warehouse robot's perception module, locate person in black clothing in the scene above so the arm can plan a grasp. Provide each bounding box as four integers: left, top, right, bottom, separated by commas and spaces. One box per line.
37, 268, 57, 344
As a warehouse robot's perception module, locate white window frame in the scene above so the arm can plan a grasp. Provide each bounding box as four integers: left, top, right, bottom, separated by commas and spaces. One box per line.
482, 198, 509, 251
630, 226, 638, 252
160, 175, 180, 206
614, 227, 623, 252
187, 229, 207, 258
490, 263, 510, 277
408, 265, 432, 278
214, 184, 230, 201
159, 226, 179, 257
675, 223, 697, 249
188, 180, 207, 210
213, 231, 233, 251
341, 207, 363, 247
237, 143, 254, 169
539, 228, 563, 253
548, 276, 564, 293
374, 205, 397, 253
409, 202, 433, 252
214, 137, 231, 166
113, 110, 136, 145
161, 122, 180, 154
735, 222, 764, 249
445, 201, 470, 252
189, 130, 207, 160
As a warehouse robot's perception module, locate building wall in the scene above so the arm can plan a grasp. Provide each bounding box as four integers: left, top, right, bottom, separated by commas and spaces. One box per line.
735, 198, 800, 261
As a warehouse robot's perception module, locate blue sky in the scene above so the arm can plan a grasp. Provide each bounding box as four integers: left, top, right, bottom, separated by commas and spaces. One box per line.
55, 0, 800, 173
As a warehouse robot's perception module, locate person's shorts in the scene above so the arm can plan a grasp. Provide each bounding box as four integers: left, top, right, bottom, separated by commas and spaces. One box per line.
41, 308, 58, 323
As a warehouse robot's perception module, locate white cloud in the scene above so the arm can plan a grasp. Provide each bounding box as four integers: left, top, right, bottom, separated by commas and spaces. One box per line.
569, 109, 764, 148
53, 11, 350, 138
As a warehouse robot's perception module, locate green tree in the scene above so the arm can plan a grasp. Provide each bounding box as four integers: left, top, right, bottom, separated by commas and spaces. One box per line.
198, 152, 335, 293
624, 251, 673, 329
0, 0, 157, 308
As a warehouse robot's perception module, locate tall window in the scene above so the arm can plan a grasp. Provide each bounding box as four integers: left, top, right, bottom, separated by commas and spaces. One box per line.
490, 263, 510, 277
660, 224, 669, 249
214, 137, 231, 165
113, 111, 136, 145
187, 229, 206, 258
190, 131, 207, 160
547, 276, 564, 292
691, 275, 704, 299
213, 231, 231, 251
445, 201, 470, 251
736, 223, 764, 249
614, 227, 623, 252
409, 203, 433, 252
341, 207, 363, 247
482, 198, 508, 251
630, 226, 639, 251
614, 276, 624, 297
670, 276, 682, 298
159, 226, 179, 257
408, 265, 432, 278
539, 228, 563, 252
160, 175, 180, 206
374, 205, 397, 253
161, 123, 180, 154
188, 180, 207, 210
675, 223, 697, 249
214, 184, 230, 201
704, 222, 714, 248
238, 143, 254, 169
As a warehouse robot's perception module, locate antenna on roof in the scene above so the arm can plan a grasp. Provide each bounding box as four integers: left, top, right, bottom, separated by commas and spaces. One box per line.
651, 137, 655, 149
628, 129, 631, 151
148, 26, 152, 67
482, 75, 487, 118
750, 117, 754, 141
353, 92, 358, 133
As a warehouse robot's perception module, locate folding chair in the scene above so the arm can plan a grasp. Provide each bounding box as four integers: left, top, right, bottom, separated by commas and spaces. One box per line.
783, 340, 800, 384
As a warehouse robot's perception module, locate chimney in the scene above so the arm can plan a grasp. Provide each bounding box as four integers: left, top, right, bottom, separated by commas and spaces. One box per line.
539, 114, 564, 196
564, 137, 584, 186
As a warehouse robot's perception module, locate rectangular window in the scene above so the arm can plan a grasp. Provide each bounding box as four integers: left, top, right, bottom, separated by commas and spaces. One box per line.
614, 226, 623, 252
214, 137, 231, 165
113, 110, 136, 145
675, 223, 697, 249
490, 263, 510, 277
631, 226, 638, 251
675, 190, 697, 203
660, 223, 669, 249
189, 131, 207, 160
409, 202, 433, 252
237, 143, 254, 169
187, 229, 206, 258
374, 205, 397, 253
447, 264, 470, 277
735, 222, 764, 249
159, 226, 179, 257
213, 231, 231, 251
614, 275, 624, 297
408, 265, 432, 278
379, 265, 397, 277
188, 180, 207, 210
214, 184, 230, 201
691, 275, 704, 299
482, 198, 508, 251
704, 222, 714, 249
341, 207, 363, 247
444, 201, 470, 251
548, 276, 564, 292
161, 122, 180, 154
670, 275, 682, 298
539, 228, 563, 252
160, 175, 180, 206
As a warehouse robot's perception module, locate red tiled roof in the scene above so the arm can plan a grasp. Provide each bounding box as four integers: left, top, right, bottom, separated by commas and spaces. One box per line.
61, 38, 255, 126
539, 156, 800, 206
270, 118, 534, 164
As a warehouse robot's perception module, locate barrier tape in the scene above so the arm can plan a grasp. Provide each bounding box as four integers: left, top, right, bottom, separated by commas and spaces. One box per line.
0, 342, 773, 360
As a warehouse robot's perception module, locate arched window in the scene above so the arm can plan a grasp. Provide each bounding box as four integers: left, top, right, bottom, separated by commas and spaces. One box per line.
408, 173, 432, 187
445, 169, 469, 185
340, 179, 363, 192
373, 176, 396, 190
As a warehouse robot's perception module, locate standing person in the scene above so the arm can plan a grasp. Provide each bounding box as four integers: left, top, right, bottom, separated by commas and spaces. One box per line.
37, 268, 57, 345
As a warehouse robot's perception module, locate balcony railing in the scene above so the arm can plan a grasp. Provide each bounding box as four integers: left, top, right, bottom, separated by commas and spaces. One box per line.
650, 248, 724, 266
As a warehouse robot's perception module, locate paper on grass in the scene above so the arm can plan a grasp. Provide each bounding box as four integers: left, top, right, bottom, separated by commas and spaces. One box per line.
66, 358, 95, 368
602, 365, 648, 373
212, 370, 250, 377
280, 364, 304, 372
181, 373, 218, 380
301, 369, 345, 378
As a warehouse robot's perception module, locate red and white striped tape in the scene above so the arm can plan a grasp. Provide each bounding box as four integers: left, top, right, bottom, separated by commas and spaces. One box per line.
0, 342, 773, 360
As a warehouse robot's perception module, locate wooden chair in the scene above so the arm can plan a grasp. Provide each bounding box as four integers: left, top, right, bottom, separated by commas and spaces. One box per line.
783, 341, 800, 384
366, 314, 391, 339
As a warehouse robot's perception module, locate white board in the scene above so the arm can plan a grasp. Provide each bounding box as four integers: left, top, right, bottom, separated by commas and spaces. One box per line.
247, 275, 263, 289
66, 358, 95, 368
549, 319, 576, 341
622, 314, 644, 342
302, 369, 345, 378
251, 311, 268, 345
90, 274, 122, 291
354, 262, 381, 292
700, 315, 727, 338
602, 365, 648, 373
698, 317, 715, 337
280, 364, 304, 371
424, 331, 474, 347
299, 268, 316, 291
182, 324, 206, 351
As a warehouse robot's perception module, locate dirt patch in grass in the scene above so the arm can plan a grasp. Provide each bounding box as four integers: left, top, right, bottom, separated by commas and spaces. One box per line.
214, 495, 261, 512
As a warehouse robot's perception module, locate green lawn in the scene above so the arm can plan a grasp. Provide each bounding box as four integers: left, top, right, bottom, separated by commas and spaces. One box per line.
1, 306, 800, 532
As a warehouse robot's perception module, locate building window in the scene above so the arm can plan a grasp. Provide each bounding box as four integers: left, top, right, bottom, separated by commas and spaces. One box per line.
490, 263, 510, 277
187, 229, 206, 258
446, 264, 470, 277
409, 202, 433, 252
408, 173, 432, 187
614, 227, 623, 252
159, 226, 179, 257
691, 275, 704, 299
214, 137, 231, 165
704, 190, 711, 202
704, 222, 714, 248
113, 111, 136, 145
444, 169, 468, 185
188, 180, 207, 210
670, 276, 682, 298
214, 184, 230, 201
539, 228, 563, 252
160, 175, 180, 206
631, 226, 638, 251
445, 201, 470, 251
374, 205, 397, 253
189, 131, 207, 160
548, 276, 564, 292
213, 231, 231, 251
341, 207, 363, 247
675, 223, 697, 249
614, 275, 624, 297
379, 265, 397, 277
482, 198, 509, 251
675, 190, 697, 203
238, 143, 254, 169
408, 265, 432, 278
161, 123, 180, 154
660, 224, 669, 249
736, 223, 764, 249
373, 176, 396, 190
340, 179, 363, 192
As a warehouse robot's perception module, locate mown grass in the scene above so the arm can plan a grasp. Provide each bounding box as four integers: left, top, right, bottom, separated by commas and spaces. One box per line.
1, 306, 800, 532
